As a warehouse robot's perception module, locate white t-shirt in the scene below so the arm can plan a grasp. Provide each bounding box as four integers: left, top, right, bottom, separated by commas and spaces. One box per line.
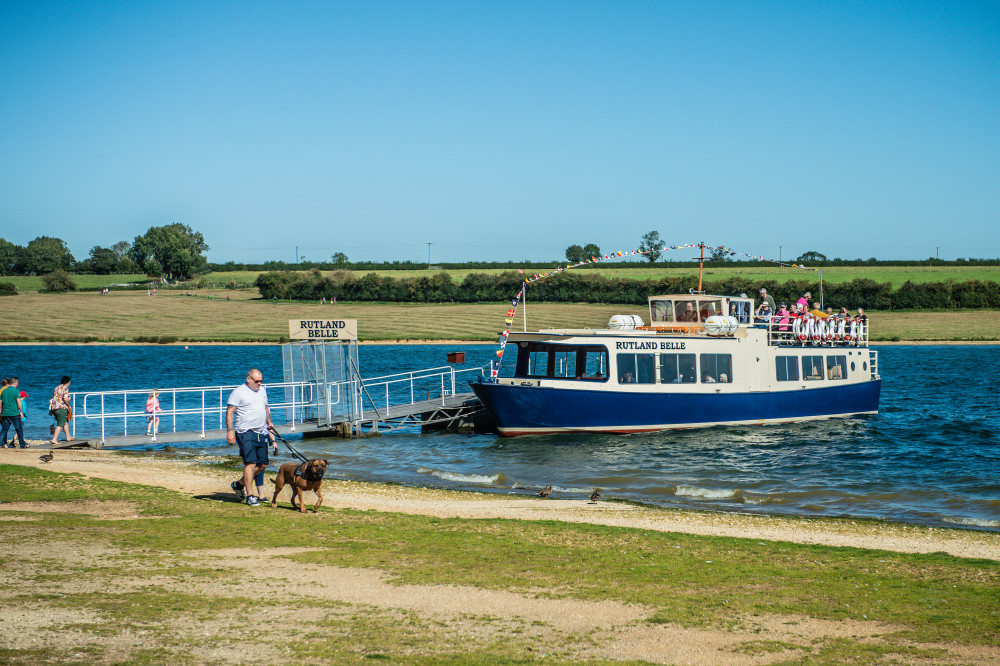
227, 383, 269, 434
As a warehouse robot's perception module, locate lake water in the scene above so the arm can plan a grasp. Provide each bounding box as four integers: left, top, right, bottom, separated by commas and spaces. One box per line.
2, 343, 998, 531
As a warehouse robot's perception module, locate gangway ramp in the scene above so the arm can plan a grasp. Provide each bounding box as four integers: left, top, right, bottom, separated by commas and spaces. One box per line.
67, 366, 489, 447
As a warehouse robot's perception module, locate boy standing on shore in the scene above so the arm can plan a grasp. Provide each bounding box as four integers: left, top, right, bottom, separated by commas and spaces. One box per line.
226, 368, 277, 507
1, 377, 28, 449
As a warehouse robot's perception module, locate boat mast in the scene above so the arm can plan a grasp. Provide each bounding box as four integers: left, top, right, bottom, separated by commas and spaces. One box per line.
697, 241, 706, 292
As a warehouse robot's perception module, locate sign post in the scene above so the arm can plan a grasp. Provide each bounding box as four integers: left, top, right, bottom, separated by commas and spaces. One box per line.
288, 319, 358, 341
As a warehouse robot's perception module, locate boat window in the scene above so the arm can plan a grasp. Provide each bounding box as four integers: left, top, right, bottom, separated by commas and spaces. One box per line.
514, 343, 607, 381
660, 353, 697, 384
700, 353, 732, 383
698, 299, 724, 321
675, 300, 699, 323
553, 348, 577, 379
802, 356, 824, 381
776, 356, 799, 381
581, 347, 608, 380
827, 355, 847, 380
729, 300, 752, 324
527, 349, 549, 377
650, 300, 673, 323
617, 353, 656, 384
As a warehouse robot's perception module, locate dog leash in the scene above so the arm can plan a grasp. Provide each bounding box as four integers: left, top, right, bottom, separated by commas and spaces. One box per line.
269, 425, 309, 463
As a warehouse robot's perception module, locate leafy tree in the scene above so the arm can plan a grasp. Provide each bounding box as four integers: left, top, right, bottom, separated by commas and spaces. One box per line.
130, 223, 209, 280
565, 244, 585, 263
638, 230, 662, 263
112, 240, 136, 273
0, 238, 18, 275
710, 247, 730, 262
41, 269, 77, 292
23, 236, 74, 274
331, 252, 349, 266
88, 246, 120, 274
796, 250, 827, 263
0, 282, 16, 296
582, 243, 601, 259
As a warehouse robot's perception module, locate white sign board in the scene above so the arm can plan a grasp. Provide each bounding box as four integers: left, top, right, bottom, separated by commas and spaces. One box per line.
288, 319, 358, 341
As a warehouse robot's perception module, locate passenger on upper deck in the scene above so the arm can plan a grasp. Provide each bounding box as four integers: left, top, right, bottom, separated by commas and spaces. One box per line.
775, 303, 790, 331
754, 301, 772, 325
677, 301, 698, 322
797, 291, 812, 310
758, 288, 775, 313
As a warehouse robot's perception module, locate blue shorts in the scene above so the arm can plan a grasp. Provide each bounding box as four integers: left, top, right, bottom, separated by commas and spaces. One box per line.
236, 430, 269, 466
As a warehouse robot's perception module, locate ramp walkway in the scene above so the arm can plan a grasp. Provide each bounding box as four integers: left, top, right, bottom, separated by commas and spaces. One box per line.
66, 365, 488, 448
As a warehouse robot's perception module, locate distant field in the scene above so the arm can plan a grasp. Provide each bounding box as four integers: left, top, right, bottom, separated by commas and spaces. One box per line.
0, 290, 997, 342
0, 273, 149, 292
195, 265, 1000, 290
2, 266, 997, 294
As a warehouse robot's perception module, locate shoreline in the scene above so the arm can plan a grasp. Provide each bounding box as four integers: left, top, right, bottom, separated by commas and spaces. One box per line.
3, 446, 998, 561
1, 339, 997, 346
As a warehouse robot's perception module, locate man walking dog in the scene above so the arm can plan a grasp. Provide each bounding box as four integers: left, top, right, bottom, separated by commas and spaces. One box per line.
227, 368, 277, 507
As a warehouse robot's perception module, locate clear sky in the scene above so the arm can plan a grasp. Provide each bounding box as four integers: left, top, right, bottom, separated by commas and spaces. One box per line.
2, 1, 998, 264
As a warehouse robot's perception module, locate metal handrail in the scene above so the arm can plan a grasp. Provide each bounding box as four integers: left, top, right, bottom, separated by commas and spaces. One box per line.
68, 366, 488, 442
76, 381, 315, 442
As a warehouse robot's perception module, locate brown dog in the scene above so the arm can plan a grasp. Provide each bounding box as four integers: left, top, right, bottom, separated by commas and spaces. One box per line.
269, 459, 328, 513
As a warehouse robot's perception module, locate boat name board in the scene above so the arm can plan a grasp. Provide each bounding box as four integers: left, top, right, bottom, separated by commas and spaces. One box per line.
615, 340, 686, 350
288, 319, 358, 340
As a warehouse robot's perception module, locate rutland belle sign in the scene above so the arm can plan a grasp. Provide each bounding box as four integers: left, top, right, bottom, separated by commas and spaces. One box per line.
288, 319, 358, 340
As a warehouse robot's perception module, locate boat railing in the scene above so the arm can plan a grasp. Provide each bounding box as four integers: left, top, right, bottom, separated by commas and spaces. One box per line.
762, 318, 869, 347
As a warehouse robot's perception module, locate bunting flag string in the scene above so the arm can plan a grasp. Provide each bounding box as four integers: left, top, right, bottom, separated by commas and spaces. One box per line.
489, 243, 819, 377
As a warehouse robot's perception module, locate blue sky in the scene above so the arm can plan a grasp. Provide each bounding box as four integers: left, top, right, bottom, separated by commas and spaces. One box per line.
2, 1, 998, 264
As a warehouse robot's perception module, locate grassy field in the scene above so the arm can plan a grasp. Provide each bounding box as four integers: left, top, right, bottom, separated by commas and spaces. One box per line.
0, 462, 997, 664
1, 289, 998, 342
191, 265, 1000, 290
2, 266, 997, 295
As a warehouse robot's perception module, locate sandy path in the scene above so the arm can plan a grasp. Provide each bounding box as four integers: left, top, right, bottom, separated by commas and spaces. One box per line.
4, 446, 998, 561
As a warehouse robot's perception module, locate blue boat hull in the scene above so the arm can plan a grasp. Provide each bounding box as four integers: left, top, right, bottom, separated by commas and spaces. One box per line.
471, 380, 882, 436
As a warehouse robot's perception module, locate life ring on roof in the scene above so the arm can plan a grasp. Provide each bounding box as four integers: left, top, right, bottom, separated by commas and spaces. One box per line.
835, 317, 846, 341
810, 317, 822, 341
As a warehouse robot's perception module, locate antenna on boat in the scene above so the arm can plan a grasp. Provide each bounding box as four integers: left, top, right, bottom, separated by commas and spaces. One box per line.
697, 241, 706, 293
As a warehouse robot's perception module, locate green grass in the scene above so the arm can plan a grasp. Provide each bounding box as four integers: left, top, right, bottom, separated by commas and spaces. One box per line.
3, 290, 998, 342
0, 273, 149, 292
195, 265, 1000, 290
1, 462, 998, 664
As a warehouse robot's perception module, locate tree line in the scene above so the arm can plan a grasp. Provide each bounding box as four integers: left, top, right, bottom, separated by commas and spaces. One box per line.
0, 223, 208, 280
254, 269, 1000, 310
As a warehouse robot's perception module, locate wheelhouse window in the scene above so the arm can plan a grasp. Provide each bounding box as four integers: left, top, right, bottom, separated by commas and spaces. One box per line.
617, 353, 656, 384
776, 356, 799, 382
697, 299, 724, 321
675, 300, 699, 322
700, 353, 732, 383
827, 355, 847, 380
650, 299, 674, 324
660, 353, 696, 384
802, 356, 824, 381
512, 342, 607, 381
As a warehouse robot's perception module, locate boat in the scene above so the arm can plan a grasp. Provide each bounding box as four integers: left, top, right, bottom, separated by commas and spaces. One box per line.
471, 290, 881, 437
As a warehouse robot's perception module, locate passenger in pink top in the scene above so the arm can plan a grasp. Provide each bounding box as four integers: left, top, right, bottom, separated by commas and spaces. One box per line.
146, 389, 162, 435
796, 291, 811, 310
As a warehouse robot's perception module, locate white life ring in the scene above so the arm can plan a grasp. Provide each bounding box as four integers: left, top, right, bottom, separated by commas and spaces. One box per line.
835, 318, 845, 340
844, 318, 855, 341
810, 317, 822, 341
794, 317, 806, 341
823, 318, 835, 341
